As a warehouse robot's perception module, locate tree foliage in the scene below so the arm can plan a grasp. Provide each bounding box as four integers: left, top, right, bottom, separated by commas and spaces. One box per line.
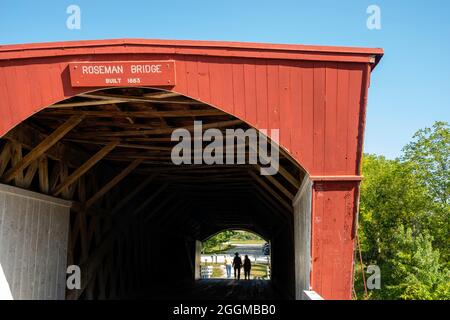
202, 230, 237, 253
357, 121, 449, 300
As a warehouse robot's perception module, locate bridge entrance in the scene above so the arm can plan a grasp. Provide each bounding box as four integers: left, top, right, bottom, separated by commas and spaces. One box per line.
0, 39, 383, 300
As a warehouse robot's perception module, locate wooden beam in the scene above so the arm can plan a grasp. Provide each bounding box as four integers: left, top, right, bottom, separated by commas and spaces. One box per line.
263, 172, 294, 200
10, 142, 24, 187
85, 159, 143, 208
80, 93, 203, 105
132, 183, 169, 219
66, 232, 114, 300
244, 137, 300, 190
67, 182, 166, 300
248, 170, 292, 211
154, 198, 187, 226
4, 122, 90, 168
144, 91, 181, 99
278, 165, 301, 189
72, 204, 108, 219
252, 188, 288, 221
76, 119, 243, 137
3, 115, 84, 183
0, 142, 11, 177
63, 139, 173, 152
45, 109, 225, 118
144, 191, 175, 223
22, 160, 38, 188
53, 140, 119, 196
110, 174, 156, 216
50, 99, 126, 108
38, 156, 49, 193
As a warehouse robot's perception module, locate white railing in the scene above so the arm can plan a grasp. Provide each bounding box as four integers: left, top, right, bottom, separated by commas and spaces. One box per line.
200, 266, 213, 279
302, 290, 324, 300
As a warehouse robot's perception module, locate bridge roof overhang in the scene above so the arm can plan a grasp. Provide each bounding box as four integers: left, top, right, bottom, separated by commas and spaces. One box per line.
0, 38, 383, 66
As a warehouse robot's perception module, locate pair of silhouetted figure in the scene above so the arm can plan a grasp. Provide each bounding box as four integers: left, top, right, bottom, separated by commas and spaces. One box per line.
232, 252, 251, 280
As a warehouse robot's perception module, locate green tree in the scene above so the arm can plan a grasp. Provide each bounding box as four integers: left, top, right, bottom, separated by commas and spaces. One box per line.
355, 145, 450, 299
359, 155, 430, 263
203, 230, 236, 253
401, 121, 450, 260
402, 121, 449, 207
383, 226, 449, 300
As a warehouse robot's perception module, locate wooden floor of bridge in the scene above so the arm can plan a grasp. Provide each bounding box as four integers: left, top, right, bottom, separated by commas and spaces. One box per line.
137, 279, 283, 300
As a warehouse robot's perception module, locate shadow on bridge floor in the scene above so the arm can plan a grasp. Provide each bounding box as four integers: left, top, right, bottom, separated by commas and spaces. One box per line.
137, 279, 283, 300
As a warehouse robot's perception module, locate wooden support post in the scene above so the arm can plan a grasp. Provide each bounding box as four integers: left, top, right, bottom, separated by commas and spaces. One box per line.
66, 183, 168, 300
38, 157, 49, 194
53, 140, 119, 196
0, 142, 11, 176
309, 180, 359, 299
3, 115, 84, 183
85, 159, 143, 208
11, 142, 24, 187
22, 160, 38, 188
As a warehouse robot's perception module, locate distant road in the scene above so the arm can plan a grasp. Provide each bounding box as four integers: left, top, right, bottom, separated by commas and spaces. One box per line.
224, 243, 264, 256
201, 243, 269, 264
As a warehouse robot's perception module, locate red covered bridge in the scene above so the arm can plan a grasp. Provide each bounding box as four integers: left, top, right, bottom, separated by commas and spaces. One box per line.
0, 39, 382, 300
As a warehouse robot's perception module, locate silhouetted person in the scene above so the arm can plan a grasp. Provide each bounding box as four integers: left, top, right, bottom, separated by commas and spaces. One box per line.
232, 252, 242, 280
243, 255, 251, 280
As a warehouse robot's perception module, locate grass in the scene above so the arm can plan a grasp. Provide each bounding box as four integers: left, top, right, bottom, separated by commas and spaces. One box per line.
201, 262, 225, 278
201, 262, 270, 279
250, 263, 269, 279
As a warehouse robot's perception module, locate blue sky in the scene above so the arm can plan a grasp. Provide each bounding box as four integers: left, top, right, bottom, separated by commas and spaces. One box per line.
0, 0, 449, 158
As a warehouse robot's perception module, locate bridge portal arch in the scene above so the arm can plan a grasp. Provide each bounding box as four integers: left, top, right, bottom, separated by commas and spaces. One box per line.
0, 39, 383, 300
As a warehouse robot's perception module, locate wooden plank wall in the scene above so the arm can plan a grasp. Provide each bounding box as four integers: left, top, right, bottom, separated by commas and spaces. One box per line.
293, 177, 312, 300
0, 183, 71, 300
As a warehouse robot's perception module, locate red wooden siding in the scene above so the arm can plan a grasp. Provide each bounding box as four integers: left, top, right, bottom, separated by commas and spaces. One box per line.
311, 181, 359, 299
0, 39, 383, 300
0, 39, 381, 177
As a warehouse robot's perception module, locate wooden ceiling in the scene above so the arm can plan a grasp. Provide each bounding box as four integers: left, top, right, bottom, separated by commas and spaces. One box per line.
28, 88, 303, 200
4, 87, 305, 238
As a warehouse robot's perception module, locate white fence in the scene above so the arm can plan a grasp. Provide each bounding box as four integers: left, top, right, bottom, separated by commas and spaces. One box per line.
201, 254, 269, 264
200, 266, 213, 279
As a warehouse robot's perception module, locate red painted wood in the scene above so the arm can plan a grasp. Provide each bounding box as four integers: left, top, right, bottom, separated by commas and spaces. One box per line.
301, 64, 315, 171
243, 63, 257, 126
255, 63, 269, 129
324, 63, 338, 174
0, 39, 383, 300
311, 181, 358, 300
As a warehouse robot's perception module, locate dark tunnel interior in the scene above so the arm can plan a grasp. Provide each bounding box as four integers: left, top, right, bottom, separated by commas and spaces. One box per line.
0, 88, 305, 300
